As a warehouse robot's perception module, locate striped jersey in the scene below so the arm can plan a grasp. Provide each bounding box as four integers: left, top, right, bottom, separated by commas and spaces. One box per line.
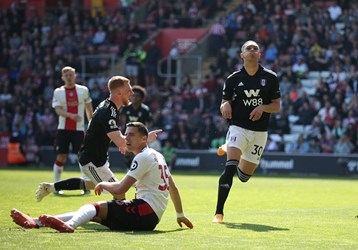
52, 84, 92, 131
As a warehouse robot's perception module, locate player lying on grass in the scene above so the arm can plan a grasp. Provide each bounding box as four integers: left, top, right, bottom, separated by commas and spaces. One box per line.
11, 122, 193, 232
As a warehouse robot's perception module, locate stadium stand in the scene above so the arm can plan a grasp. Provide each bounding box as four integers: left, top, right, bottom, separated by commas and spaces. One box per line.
0, 0, 357, 165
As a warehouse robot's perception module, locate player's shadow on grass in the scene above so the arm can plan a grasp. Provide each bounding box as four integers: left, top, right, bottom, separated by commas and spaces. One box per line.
79, 223, 187, 234
223, 222, 289, 232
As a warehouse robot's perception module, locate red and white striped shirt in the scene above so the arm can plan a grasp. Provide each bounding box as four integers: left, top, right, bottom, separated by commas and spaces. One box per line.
52, 84, 92, 131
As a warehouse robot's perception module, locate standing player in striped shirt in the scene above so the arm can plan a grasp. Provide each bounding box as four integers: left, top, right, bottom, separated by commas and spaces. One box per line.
212, 40, 281, 223
51, 66, 93, 194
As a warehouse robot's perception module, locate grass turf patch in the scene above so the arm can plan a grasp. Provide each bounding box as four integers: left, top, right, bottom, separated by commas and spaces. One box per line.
0, 166, 357, 249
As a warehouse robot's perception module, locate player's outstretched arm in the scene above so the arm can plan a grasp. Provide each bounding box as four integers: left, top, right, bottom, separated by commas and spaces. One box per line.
147, 129, 162, 143
168, 176, 193, 229
107, 130, 127, 154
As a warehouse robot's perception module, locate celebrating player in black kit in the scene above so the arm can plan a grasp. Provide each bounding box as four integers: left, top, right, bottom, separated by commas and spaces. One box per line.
36, 76, 161, 202
212, 40, 281, 223
120, 85, 152, 168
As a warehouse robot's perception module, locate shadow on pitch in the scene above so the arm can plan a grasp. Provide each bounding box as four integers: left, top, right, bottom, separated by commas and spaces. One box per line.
223, 222, 289, 232
76, 223, 188, 234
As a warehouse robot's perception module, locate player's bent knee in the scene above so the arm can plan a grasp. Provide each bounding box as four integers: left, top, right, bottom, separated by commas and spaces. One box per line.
237, 168, 252, 183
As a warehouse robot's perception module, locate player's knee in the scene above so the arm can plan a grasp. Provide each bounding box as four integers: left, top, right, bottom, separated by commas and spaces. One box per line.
237, 168, 252, 183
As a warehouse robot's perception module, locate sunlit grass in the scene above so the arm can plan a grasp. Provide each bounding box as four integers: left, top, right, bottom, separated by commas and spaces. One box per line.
1, 166, 357, 250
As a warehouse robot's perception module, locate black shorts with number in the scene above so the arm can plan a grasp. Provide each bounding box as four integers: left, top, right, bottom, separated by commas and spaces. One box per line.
101, 199, 159, 231
55, 130, 84, 154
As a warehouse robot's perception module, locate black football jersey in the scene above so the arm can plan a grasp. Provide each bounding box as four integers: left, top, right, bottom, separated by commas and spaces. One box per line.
222, 65, 281, 131
120, 103, 152, 124
78, 99, 121, 166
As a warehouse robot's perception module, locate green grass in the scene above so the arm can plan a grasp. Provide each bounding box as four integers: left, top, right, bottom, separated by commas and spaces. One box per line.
0, 166, 357, 250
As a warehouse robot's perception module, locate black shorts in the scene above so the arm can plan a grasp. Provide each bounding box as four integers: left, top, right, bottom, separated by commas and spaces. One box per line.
55, 130, 84, 154
101, 199, 159, 231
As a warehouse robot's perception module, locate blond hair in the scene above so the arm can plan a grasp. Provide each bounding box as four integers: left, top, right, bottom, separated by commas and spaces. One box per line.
108, 76, 130, 92
61, 66, 76, 75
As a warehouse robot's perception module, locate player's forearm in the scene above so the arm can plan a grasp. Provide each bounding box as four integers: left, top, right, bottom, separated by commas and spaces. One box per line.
108, 131, 126, 149
55, 107, 74, 119
85, 104, 93, 120
260, 99, 280, 113
169, 185, 184, 214
100, 182, 124, 195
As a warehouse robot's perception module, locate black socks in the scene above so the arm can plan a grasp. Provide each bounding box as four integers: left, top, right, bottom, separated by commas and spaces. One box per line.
215, 160, 239, 215
54, 178, 86, 191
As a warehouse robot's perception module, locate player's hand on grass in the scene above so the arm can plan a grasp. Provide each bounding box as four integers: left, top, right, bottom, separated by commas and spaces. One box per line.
177, 216, 194, 229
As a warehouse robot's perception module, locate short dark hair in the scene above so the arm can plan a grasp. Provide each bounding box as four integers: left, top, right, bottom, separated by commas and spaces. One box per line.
126, 122, 148, 136
132, 85, 146, 99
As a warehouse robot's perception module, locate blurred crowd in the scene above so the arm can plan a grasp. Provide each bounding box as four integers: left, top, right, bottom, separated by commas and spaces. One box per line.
0, 0, 358, 165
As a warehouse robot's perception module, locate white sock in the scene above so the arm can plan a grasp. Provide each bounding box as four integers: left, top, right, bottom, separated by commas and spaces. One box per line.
66, 204, 96, 228
53, 164, 64, 182
55, 212, 76, 222
47, 183, 56, 193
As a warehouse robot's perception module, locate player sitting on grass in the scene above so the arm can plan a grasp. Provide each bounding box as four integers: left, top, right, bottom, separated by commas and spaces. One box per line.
11, 122, 193, 232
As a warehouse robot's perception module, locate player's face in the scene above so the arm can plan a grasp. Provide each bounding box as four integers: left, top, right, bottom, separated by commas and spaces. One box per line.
130, 91, 142, 104
61, 71, 76, 86
125, 127, 147, 153
241, 44, 260, 61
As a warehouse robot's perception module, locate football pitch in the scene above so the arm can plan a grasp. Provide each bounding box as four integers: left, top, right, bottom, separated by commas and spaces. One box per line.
0, 166, 357, 250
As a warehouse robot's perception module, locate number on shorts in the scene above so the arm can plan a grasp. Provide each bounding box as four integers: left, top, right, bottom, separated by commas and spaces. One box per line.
251, 144, 263, 156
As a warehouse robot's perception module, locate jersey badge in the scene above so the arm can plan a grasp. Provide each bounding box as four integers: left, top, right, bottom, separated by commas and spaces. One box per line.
130, 160, 138, 171
261, 79, 266, 86
238, 82, 244, 87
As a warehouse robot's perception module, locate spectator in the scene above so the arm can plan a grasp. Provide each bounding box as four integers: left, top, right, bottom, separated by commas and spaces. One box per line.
328, 1, 343, 22
208, 17, 226, 56
161, 140, 176, 170
296, 101, 316, 125
123, 42, 145, 85
334, 134, 354, 155
143, 40, 162, 87
292, 56, 308, 81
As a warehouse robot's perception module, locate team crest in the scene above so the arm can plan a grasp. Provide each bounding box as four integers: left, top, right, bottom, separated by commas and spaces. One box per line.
261, 79, 266, 86
130, 160, 138, 171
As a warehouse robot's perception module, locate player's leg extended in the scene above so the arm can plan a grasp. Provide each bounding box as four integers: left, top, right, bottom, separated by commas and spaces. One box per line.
213, 146, 242, 223
39, 202, 104, 233
36, 178, 92, 202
